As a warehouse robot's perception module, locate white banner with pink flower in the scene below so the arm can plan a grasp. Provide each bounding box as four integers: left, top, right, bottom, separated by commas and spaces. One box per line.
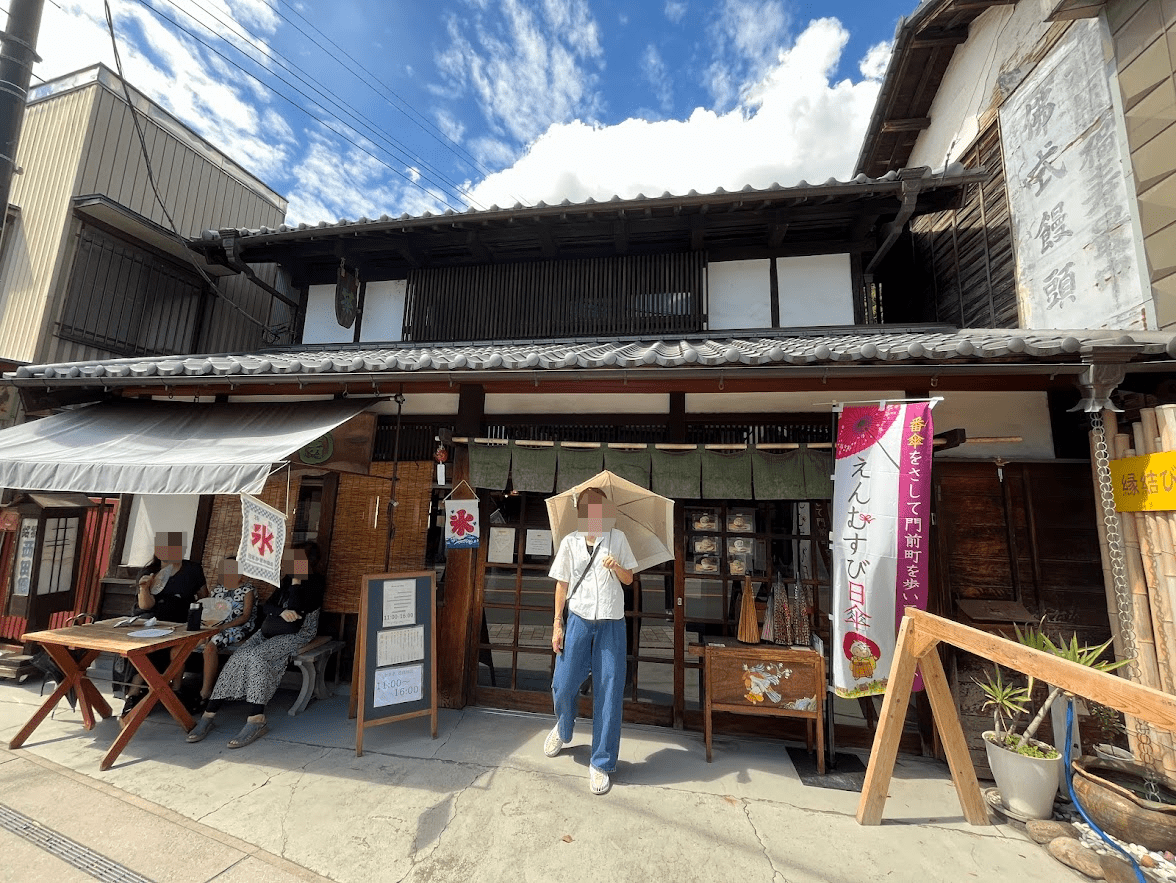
237, 494, 287, 586
445, 499, 480, 549
831, 402, 934, 698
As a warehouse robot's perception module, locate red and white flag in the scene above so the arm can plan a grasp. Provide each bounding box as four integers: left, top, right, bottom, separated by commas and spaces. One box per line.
831, 402, 934, 698
445, 499, 480, 549
237, 494, 287, 585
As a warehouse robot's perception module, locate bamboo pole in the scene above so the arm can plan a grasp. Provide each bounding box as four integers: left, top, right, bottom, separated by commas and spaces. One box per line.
1128, 411, 1176, 776
1106, 430, 1160, 761
1136, 410, 1176, 696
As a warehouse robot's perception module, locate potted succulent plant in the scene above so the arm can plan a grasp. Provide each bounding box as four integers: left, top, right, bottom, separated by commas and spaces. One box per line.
977, 625, 1127, 820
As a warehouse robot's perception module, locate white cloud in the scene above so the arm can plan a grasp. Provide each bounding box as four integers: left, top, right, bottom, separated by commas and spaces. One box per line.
435, 108, 466, 144
435, 0, 604, 144
641, 44, 673, 114
859, 41, 892, 80
665, 2, 688, 24
284, 132, 448, 225
705, 0, 790, 109
467, 18, 880, 207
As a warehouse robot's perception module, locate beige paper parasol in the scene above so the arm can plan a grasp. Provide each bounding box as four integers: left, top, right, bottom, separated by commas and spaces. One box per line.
545, 470, 675, 572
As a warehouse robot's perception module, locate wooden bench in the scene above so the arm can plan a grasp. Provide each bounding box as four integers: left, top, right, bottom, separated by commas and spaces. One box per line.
287, 636, 345, 716
197, 633, 344, 716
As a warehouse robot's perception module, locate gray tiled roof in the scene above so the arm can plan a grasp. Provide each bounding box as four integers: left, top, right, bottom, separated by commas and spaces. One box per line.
208, 169, 924, 239
9, 329, 1176, 383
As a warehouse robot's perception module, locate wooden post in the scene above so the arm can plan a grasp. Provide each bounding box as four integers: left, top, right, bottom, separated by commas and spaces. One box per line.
856, 615, 926, 825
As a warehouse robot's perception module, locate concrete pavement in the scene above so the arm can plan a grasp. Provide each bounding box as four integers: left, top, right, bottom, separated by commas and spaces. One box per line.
0, 668, 1081, 882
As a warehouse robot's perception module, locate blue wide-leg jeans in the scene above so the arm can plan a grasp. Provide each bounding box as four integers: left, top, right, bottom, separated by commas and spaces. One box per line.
551, 612, 626, 772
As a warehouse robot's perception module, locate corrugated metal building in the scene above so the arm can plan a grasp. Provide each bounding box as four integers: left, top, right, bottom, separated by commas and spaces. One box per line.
0, 64, 290, 366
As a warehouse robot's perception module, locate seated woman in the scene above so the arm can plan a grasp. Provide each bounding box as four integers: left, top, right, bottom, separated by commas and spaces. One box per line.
121, 531, 207, 722
190, 556, 257, 714
186, 541, 325, 748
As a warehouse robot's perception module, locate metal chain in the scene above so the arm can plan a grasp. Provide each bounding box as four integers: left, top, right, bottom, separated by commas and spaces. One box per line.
1089, 414, 1162, 798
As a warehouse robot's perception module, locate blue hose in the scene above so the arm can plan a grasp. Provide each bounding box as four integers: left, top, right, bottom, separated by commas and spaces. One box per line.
1064, 698, 1146, 883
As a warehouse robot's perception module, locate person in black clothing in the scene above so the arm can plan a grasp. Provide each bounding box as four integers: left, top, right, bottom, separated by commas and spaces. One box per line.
186, 541, 325, 748
119, 531, 207, 723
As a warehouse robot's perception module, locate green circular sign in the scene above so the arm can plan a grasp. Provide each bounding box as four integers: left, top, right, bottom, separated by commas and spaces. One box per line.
298, 433, 334, 465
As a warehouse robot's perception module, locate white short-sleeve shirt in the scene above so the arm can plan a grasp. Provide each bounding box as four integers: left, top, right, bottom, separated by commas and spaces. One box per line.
548, 529, 638, 622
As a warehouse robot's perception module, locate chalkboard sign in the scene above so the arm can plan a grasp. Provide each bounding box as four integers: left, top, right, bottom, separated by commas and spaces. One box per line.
355, 570, 437, 755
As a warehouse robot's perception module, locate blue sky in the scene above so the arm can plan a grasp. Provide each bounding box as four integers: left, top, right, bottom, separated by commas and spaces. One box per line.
30, 0, 919, 226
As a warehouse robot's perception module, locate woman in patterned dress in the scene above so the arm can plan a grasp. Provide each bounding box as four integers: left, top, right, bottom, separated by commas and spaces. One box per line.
192, 557, 257, 712
185, 541, 325, 748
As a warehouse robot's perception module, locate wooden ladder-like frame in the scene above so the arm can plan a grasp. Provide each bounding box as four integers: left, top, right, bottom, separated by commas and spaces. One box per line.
857, 608, 1176, 826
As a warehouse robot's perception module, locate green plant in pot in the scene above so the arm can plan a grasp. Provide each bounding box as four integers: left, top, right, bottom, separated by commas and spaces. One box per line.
977, 624, 1127, 820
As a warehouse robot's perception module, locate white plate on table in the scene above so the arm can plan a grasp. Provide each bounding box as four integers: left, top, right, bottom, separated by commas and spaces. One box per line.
127, 628, 174, 638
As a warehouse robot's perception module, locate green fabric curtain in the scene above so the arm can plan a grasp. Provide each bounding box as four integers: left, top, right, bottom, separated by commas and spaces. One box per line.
701, 449, 752, 499
799, 446, 834, 499
509, 441, 556, 494
468, 441, 511, 490
603, 447, 652, 488
651, 448, 701, 499
751, 448, 805, 499
554, 444, 604, 493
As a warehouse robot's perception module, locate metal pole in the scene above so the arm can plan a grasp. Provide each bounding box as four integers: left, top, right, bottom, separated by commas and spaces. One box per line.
0, 0, 44, 246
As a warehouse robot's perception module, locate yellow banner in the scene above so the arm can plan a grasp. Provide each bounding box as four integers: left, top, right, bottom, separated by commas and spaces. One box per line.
1110, 450, 1176, 512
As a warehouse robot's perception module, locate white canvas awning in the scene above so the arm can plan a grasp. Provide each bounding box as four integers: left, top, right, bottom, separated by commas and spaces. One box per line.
0, 400, 369, 495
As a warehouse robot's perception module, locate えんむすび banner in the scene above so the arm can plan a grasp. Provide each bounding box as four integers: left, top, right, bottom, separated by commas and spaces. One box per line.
831, 402, 933, 698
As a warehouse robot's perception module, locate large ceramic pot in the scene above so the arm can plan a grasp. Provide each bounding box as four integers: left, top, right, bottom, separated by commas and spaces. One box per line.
984, 731, 1063, 820
1071, 756, 1176, 852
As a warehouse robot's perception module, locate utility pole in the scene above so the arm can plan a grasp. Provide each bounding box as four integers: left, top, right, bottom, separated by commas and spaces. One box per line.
0, 0, 44, 247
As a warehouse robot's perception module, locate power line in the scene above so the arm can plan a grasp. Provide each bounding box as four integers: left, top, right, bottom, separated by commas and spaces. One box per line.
127, 0, 468, 214
154, 0, 485, 211
103, 0, 284, 344
271, 0, 510, 194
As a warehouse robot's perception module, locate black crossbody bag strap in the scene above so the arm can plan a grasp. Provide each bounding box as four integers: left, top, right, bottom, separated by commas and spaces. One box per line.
562, 537, 603, 624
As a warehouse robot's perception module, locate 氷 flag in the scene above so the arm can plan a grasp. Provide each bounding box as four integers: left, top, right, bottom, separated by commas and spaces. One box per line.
237, 494, 287, 585
831, 402, 934, 698
445, 499, 480, 549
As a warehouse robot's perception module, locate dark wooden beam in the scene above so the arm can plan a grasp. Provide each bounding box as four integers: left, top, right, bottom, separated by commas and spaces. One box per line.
535, 223, 558, 259
691, 216, 706, 250
455, 384, 485, 438
613, 220, 629, 254
910, 28, 970, 49
767, 222, 789, 248
881, 117, 932, 133
464, 231, 493, 263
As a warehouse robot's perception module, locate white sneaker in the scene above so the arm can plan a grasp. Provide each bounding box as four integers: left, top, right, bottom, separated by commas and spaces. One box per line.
543, 726, 565, 758
589, 766, 611, 795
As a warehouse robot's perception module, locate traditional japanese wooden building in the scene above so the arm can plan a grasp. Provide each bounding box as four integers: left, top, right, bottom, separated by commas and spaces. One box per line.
4, 160, 1174, 753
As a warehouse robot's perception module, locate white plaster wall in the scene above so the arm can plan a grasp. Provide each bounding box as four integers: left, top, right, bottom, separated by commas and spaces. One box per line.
777, 255, 854, 326
301, 280, 407, 344
486, 393, 669, 414
907, 1, 1056, 172
708, 260, 772, 330
301, 284, 343, 345
370, 393, 460, 416
359, 280, 406, 342
686, 391, 905, 414
121, 494, 200, 567
933, 390, 1055, 460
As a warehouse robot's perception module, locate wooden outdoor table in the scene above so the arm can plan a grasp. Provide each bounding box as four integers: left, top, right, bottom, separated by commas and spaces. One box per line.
690, 642, 825, 772
8, 618, 218, 770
